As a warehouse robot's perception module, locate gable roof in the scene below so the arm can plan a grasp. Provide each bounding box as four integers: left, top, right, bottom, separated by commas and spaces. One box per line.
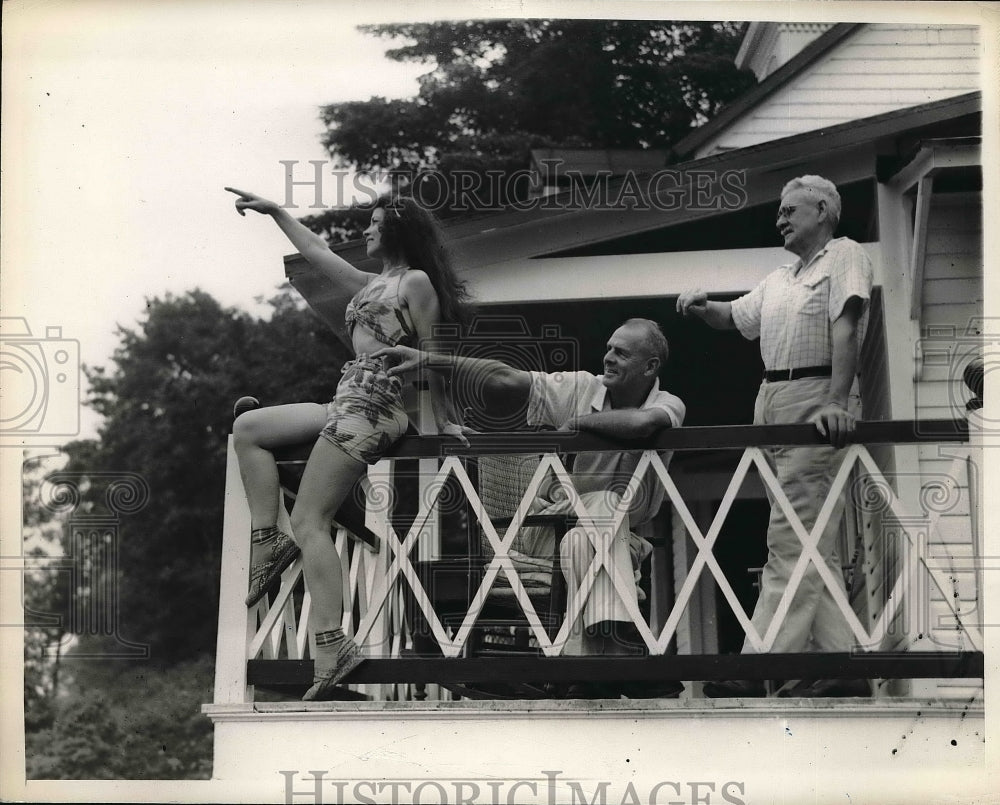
305, 90, 978, 275
735, 22, 836, 79
671, 23, 863, 161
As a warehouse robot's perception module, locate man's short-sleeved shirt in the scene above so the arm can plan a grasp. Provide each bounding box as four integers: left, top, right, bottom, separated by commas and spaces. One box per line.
730, 237, 873, 371
525, 370, 685, 526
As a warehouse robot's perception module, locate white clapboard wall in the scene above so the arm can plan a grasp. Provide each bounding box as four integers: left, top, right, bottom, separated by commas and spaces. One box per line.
862, 190, 983, 698
696, 23, 981, 158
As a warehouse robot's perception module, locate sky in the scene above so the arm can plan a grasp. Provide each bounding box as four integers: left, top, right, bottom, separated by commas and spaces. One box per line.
2, 0, 436, 440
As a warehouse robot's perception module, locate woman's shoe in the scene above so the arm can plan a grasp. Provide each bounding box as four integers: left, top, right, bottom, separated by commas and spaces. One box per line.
245, 530, 300, 607
302, 639, 366, 701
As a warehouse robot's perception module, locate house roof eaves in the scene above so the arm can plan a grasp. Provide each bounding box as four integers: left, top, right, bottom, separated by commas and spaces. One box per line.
674, 90, 981, 173
299, 91, 980, 271
734, 22, 767, 71
671, 22, 864, 161
458, 90, 982, 237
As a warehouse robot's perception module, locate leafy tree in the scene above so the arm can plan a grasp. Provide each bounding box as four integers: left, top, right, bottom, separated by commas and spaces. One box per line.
305, 19, 755, 241
41, 288, 349, 665
23, 287, 352, 777
26, 657, 215, 780
22, 452, 73, 733
23, 550, 67, 733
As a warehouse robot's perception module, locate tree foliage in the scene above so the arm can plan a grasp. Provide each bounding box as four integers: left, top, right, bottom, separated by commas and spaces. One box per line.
305, 19, 755, 241
23, 288, 351, 777
26, 657, 215, 780
22, 454, 73, 733
60, 288, 350, 663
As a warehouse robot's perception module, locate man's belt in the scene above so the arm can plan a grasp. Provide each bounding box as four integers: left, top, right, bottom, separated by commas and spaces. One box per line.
763, 365, 832, 382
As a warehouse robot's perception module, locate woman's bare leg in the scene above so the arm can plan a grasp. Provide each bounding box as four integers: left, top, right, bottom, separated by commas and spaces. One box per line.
233, 403, 328, 605
290, 437, 367, 629
290, 437, 370, 699
232, 403, 328, 528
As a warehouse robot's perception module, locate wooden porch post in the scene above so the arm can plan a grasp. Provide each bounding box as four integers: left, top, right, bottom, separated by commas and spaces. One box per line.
212, 436, 254, 705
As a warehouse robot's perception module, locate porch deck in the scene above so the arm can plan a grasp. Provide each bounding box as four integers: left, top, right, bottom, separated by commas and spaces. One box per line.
210, 416, 982, 702
204, 413, 985, 793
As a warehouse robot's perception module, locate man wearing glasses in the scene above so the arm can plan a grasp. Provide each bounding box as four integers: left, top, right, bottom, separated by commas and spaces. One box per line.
677, 175, 873, 698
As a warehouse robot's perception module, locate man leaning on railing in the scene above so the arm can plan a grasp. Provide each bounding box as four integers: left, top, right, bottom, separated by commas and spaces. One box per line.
374, 318, 685, 697
677, 174, 873, 698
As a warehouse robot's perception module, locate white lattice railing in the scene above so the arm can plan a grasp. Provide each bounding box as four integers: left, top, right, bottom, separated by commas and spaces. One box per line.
213, 418, 980, 704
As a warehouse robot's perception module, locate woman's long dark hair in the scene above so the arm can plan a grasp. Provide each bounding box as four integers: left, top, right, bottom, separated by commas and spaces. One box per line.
376, 196, 474, 327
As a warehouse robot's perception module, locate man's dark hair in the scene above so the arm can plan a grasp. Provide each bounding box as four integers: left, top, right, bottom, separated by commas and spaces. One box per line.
622, 318, 669, 366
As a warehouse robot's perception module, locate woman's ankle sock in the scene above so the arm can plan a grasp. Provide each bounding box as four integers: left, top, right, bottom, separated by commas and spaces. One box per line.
314, 628, 347, 679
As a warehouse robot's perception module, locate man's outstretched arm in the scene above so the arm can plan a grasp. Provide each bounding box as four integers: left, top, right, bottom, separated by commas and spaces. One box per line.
372, 344, 533, 411
676, 288, 736, 330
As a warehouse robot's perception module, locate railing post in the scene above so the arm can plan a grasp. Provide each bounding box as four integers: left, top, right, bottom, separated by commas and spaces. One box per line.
416, 387, 440, 561
213, 436, 253, 704
359, 459, 394, 700
964, 359, 983, 578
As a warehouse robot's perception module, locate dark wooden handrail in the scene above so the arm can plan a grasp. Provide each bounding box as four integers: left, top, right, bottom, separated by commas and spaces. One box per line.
271, 418, 969, 463
248, 651, 984, 686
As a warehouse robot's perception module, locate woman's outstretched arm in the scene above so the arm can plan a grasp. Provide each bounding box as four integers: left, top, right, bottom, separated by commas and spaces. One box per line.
225, 187, 369, 291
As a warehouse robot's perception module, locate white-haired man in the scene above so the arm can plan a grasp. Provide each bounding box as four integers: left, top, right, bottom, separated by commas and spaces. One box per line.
677, 175, 873, 698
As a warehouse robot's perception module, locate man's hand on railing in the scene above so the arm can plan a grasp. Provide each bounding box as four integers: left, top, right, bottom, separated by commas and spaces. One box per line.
809, 402, 857, 449
440, 421, 474, 447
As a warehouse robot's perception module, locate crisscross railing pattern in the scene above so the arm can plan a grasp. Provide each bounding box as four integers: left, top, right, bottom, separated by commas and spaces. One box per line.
352, 440, 981, 658
216, 418, 977, 703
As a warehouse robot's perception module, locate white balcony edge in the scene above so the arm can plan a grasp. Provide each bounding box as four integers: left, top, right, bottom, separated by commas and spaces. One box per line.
203, 696, 983, 723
